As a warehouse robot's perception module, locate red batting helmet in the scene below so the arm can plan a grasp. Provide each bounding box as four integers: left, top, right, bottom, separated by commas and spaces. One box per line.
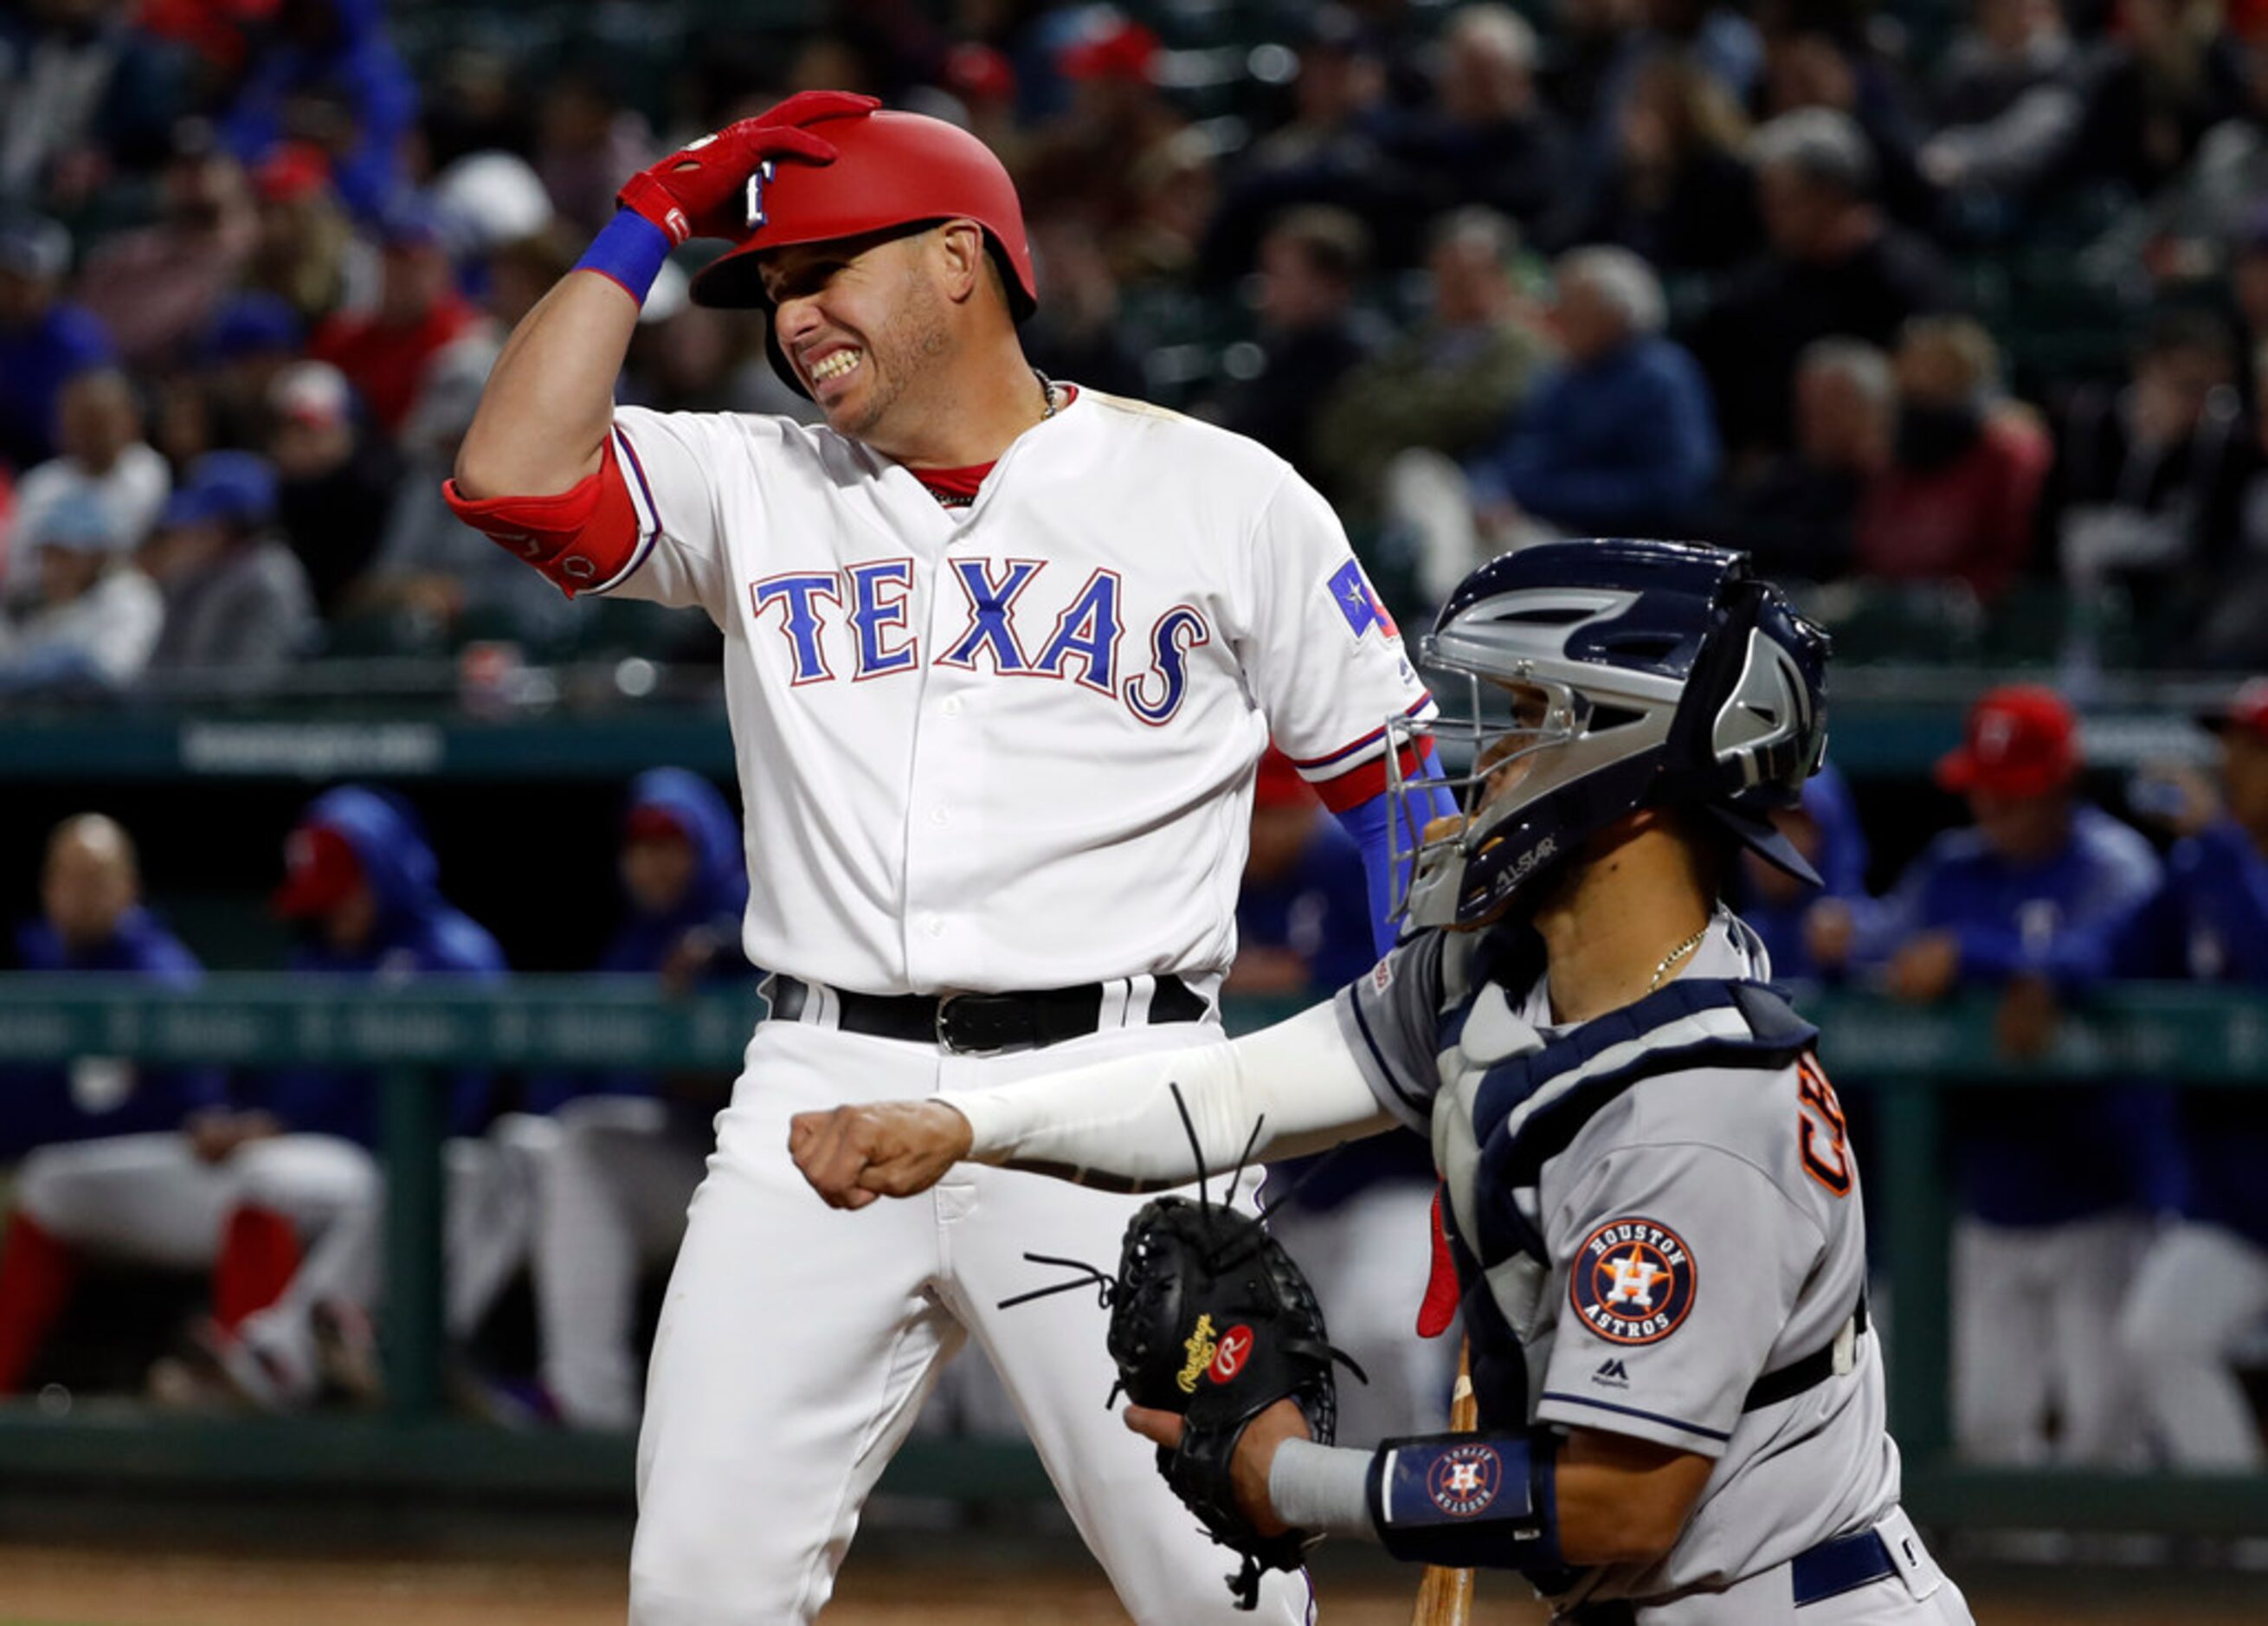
687, 106, 1037, 320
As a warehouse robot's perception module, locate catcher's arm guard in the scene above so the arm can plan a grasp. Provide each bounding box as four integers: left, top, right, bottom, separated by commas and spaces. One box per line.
1367, 1428, 1565, 1573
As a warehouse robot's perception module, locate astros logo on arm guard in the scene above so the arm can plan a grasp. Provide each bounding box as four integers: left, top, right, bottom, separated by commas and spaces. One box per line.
1570, 1217, 1697, 1345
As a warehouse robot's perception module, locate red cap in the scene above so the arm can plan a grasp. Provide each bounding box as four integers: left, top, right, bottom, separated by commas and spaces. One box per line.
254, 142, 331, 204
271, 824, 365, 918
623, 803, 691, 845
1060, 18, 1162, 82
1253, 748, 1317, 810
2211, 676, 2268, 743
1935, 684, 2080, 798
944, 42, 1017, 105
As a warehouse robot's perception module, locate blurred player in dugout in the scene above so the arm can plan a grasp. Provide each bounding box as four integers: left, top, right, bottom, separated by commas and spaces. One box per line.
520, 768, 748, 1430
0, 789, 508, 1405
0, 816, 224, 1393
2043, 679, 2268, 1468
1807, 685, 2168, 1466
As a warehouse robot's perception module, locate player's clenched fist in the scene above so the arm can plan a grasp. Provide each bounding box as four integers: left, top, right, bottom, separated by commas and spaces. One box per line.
790, 1100, 974, 1208
617, 89, 879, 246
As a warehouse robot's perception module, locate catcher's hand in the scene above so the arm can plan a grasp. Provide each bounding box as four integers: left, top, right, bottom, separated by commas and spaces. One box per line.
1124, 1396, 1308, 1538
617, 89, 877, 246
1109, 1194, 1351, 1610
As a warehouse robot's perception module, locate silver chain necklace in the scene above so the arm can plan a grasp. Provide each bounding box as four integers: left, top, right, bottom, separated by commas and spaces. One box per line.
1035, 369, 1057, 420
1647, 921, 1713, 991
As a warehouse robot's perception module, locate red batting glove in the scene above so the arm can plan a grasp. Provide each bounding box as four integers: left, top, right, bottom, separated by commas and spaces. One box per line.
617, 90, 879, 246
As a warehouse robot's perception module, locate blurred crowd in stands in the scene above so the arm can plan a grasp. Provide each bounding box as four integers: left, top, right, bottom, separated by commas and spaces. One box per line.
9, 0, 2268, 692
3, 0, 2268, 1470
4, 684, 2268, 1465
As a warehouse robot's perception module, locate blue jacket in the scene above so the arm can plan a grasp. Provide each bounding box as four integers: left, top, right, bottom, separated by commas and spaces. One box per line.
1236, 816, 1377, 997
219, 0, 416, 222
1737, 763, 1869, 982
261, 786, 506, 1143
525, 769, 750, 1115
2065, 818, 2268, 1243
1467, 335, 1720, 537
1861, 804, 2167, 1225
0, 907, 226, 1159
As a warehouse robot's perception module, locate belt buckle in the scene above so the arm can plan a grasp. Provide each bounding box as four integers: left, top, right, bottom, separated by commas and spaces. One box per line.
934, 993, 1002, 1057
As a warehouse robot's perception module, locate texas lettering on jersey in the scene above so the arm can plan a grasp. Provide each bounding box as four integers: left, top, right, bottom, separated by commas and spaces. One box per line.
749, 555, 1214, 726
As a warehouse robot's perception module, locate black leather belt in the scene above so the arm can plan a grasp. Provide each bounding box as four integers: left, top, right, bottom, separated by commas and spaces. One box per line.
1557, 1521, 1899, 1622
765, 973, 1208, 1055
1742, 1291, 1869, 1413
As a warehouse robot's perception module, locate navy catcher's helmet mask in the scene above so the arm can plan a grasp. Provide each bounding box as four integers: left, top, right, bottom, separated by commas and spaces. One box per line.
1387, 539, 1830, 931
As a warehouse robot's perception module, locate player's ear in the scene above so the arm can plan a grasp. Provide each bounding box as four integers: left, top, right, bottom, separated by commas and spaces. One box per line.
933, 220, 988, 306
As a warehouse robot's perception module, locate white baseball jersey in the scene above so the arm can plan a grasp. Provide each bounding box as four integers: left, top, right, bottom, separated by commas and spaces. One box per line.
602, 390, 1432, 994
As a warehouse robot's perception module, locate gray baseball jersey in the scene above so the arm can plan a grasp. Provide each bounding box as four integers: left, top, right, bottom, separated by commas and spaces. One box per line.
1332, 909, 1898, 1610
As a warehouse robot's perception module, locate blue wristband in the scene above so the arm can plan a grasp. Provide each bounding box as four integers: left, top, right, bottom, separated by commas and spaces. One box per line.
574, 210, 673, 303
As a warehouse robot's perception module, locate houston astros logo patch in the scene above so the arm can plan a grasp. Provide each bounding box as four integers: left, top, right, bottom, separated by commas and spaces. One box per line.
1570, 1216, 1696, 1345
1427, 1443, 1504, 1517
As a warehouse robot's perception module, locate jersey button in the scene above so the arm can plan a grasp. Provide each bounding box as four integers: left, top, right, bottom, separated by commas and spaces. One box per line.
928, 804, 950, 827
918, 913, 944, 938
941, 695, 964, 717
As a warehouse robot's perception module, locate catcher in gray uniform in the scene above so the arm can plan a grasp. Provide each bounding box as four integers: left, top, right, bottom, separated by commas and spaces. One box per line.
791, 539, 1975, 1626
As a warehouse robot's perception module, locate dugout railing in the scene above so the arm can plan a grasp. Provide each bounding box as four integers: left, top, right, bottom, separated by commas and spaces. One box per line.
0, 977, 2265, 1535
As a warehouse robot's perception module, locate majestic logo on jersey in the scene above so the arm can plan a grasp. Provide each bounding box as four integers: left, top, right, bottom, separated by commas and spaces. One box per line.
1178, 1313, 1219, 1395
1208, 1324, 1254, 1384
1592, 1358, 1630, 1388
1571, 1217, 1697, 1346
1329, 558, 1397, 641
747, 557, 1215, 726
1426, 1443, 1504, 1517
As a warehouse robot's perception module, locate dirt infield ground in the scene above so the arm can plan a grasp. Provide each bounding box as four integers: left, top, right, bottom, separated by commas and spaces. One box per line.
4, 1542, 2268, 1624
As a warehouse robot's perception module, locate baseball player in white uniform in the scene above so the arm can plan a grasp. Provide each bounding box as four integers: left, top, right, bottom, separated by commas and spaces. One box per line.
793, 542, 1975, 1625
445, 92, 1436, 1622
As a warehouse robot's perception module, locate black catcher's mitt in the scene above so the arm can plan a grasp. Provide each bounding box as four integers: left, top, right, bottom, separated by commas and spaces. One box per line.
1108, 1193, 1355, 1610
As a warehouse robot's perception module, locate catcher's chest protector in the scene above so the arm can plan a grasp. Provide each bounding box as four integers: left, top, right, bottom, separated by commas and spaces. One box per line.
1427, 971, 1817, 1427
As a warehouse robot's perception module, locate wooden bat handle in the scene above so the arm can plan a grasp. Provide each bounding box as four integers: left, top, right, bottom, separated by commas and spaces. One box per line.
1408, 1341, 1479, 1626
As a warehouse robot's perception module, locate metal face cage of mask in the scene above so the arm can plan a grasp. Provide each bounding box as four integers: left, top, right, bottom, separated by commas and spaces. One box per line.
1378, 544, 1832, 933
1385, 634, 1691, 930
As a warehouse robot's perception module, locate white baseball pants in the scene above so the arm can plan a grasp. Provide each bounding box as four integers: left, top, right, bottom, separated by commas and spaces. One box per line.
236, 1115, 557, 1397
16, 1131, 375, 1270
627, 1016, 1311, 1625
1556, 1509, 1972, 1624
1951, 1212, 2151, 1466
532, 1095, 708, 1429
2118, 1221, 2268, 1468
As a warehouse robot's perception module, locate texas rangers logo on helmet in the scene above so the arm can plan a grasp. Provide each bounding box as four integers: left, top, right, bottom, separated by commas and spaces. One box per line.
1570, 1216, 1697, 1345
1427, 1443, 1504, 1518
744, 158, 777, 229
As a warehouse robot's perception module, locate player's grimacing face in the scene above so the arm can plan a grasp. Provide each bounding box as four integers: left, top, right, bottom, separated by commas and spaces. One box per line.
762, 231, 950, 442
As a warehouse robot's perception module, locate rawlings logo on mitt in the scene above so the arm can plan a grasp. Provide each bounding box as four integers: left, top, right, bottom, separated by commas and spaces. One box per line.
1107, 1192, 1359, 1609
997, 1090, 1363, 1610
